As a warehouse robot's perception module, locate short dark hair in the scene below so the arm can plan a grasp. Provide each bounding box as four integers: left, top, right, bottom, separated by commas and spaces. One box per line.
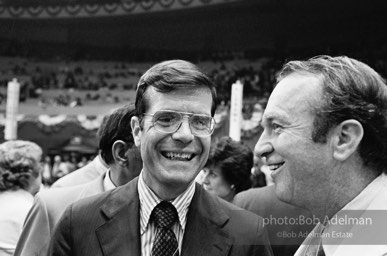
0, 140, 42, 191
205, 136, 253, 193
135, 60, 217, 117
277, 55, 387, 173
98, 104, 136, 165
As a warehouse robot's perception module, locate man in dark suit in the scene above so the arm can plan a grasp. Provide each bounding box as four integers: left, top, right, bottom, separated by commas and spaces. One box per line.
48, 60, 273, 256
234, 185, 314, 256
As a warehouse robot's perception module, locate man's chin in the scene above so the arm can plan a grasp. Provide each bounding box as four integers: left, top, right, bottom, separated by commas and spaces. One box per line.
274, 185, 293, 204
162, 172, 195, 186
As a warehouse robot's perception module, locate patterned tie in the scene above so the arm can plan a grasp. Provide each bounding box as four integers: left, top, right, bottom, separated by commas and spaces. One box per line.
151, 201, 179, 256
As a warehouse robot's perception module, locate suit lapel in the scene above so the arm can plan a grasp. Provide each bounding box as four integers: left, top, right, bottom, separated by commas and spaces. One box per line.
95, 177, 141, 256
181, 184, 233, 256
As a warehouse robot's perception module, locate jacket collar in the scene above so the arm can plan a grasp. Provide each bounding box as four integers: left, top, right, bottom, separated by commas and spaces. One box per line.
96, 177, 141, 256
181, 183, 233, 256
96, 179, 233, 256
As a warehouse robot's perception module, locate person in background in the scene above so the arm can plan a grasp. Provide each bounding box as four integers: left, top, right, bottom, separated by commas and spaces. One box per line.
14, 104, 143, 256
202, 136, 253, 202
255, 56, 387, 255
62, 154, 76, 174
47, 60, 273, 256
76, 156, 89, 169
251, 155, 273, 187
41, 155, 52, 186
51, 153, 107, 187
49, 112, 122, 188
50, 155, 68, 182
0, 140, 43, 256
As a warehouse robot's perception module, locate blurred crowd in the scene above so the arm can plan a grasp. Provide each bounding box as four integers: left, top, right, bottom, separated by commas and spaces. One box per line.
41, 153, 95, 186
0, 54, 281, 108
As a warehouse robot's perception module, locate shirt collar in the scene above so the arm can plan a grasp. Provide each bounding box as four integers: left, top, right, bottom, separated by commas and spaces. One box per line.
138, 171, 196, 234
322, 173, 387, 255
339, 172, 387, 211
103, 169, 116, 191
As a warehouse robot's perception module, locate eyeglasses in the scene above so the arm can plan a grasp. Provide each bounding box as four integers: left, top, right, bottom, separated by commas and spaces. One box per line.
142, 110, 216, 137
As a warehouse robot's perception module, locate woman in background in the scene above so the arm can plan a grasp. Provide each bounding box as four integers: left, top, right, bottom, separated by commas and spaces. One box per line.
202, 136, 253, 202
0, 140, 43, 256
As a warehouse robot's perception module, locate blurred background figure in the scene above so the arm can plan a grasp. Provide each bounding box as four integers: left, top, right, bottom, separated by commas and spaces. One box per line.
0, 140, 43, 256
51, 155, 68, 182
202, 136, 253, 202
76, 156, 89, 169
251, 154, 273, 187
41, 156, 52, 187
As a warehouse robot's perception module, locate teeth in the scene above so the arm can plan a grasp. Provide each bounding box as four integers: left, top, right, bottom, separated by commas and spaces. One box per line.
269, 163, 284, 171
164, 152, 193, 161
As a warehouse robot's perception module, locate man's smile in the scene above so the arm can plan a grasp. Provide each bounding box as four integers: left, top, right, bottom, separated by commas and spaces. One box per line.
161, 151, 195, 161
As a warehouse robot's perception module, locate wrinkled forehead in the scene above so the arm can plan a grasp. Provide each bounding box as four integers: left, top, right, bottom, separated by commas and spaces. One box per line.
266, 73, 323, 115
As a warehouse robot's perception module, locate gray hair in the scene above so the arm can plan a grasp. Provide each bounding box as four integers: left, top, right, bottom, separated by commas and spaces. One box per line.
0, 140, 43, 191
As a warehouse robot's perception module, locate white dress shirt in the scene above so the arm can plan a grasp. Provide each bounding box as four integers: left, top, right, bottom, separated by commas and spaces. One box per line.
138, 171, 195, 256
103, 169, 116, 191
295, 173, 387, 256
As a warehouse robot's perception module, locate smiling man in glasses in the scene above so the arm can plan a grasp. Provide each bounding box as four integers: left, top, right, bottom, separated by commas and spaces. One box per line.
48, 60, 273, 256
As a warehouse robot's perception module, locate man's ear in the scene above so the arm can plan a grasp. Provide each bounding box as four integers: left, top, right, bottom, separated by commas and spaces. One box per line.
112, 140, 128, 166
131, 116, 142, 147
332, 119, 364, 161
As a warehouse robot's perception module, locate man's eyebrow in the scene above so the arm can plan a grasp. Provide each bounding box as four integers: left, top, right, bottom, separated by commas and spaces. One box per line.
262, 112, 290, 126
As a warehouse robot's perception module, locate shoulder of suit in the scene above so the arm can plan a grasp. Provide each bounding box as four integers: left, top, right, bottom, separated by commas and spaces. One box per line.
199, 185, 265, 223
67, 178, 136, 212
32, 186, 86, 213
220, 197, 264, 221
37, 186, 85, 201
51, 157, 107, 188
233, 186, 273, 205
69, 187, 114, 210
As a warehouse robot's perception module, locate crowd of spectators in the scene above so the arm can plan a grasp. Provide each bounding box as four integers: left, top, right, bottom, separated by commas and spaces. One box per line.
0, 53, 281, 110
0, 56, 143, 107
41, 153, 95, 186
2, 48, 387, 113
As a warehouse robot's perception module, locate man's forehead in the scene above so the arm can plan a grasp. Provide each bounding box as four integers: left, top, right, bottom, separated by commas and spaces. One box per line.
263, 74, 323, 120
273, 73, 322, 99
144, 86, 212, 114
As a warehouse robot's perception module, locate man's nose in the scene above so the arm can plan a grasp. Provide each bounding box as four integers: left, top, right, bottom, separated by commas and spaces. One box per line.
254, 131, 273, 158
172, 119, 194, 143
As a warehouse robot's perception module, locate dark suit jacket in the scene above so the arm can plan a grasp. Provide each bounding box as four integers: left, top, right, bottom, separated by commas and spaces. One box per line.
48, 178, 273, 256
233, 185, 314, 256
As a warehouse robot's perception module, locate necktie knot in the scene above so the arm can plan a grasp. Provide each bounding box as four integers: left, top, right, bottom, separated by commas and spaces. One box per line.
151, 201, 178, 229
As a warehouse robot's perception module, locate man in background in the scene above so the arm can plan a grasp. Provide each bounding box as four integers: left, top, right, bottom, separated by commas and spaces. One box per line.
14, 105, 142, 256
50, 114, 117, 187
